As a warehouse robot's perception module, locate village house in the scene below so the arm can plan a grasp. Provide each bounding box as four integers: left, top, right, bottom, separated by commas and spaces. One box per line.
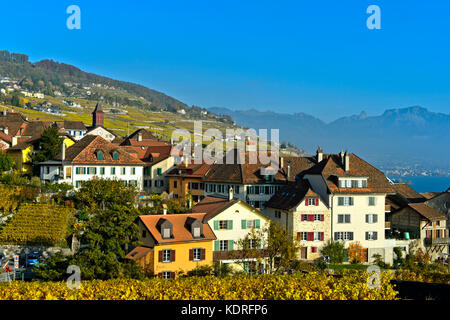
203, 149, 315, 210
39, 135, 145, 189
126, 213, 216, 278
54, 120, 87, 141
264, 178, 330, 261
166, 161, 211, 204
190, 190, 270, 273
85, 103, 116, 142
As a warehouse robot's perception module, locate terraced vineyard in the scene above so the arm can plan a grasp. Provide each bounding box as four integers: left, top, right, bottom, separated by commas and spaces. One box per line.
0, 203, 73, 246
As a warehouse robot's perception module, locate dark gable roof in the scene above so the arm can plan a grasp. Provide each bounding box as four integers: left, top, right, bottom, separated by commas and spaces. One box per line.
0, 111, 27, 136
166, 162, 211, 178
407, 203, 446, 221
387, 183, 427, 213
317, 153, 394, 194
55, 120, 87, 130
265, 179, 322, 210
126, 129, 159, 141
203, 150, 317, 184
190, 196, 238, 221
55, 135, 145, 165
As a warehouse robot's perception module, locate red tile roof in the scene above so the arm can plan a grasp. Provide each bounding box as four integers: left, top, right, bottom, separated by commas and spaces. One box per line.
406, 203, 446, 221
125, 246, 153, 260
139, 213, 216, 244
166, 162, 211, 178
55, 135, 145, 165
265, 179, 323, 210
190, 196, 238, 221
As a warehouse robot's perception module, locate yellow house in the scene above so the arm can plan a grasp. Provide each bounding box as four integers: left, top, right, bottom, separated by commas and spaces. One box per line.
166, 162, 211, 204
7, 136, 75, 174
126, 212, 216, 278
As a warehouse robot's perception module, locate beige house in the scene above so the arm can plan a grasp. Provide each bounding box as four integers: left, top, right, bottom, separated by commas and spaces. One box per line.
264, 179, 330, 261
190, 191, 270, 274
391, 203, 449, 261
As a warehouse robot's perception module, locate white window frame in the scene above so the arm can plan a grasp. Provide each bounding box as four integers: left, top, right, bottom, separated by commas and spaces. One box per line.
162, 249, 172, 263
193, 248, 202, 261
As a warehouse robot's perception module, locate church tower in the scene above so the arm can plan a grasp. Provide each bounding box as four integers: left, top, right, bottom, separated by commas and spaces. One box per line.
92, 102, 104, 127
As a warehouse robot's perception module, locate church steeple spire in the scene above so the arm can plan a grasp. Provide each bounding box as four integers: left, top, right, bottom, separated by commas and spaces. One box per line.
92, 101, 104, 127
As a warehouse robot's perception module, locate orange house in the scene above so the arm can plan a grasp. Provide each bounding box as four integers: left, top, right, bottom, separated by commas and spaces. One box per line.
126, 212, 216, 278
165, 162, 211, 204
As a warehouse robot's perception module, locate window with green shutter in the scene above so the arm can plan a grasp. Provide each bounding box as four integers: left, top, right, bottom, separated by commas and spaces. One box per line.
228, 240, 234, 250
255, 219, 260, 228
214, 220, 219, 230
94, 167, 97, 175
111, 167, 116, 175
214, 240, 220, 251
228, 220, 233, 230
157, 168, 162, 175
241, 220, 247, 229
132, 167, 136, 175
76, 167, 80, 174
100, 167, 105, 175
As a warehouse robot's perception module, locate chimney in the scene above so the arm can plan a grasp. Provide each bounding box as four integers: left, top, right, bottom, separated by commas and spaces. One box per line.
287, 165, 291, 180
11, 136, 17, 147
228, 186, 234, 201
280, 156, 284, 170
137, 133, 142, 142
340, 151, 345, 166
316, 146, 323, 162
61, 142, 66, 161
162, 204, 168, 215
344, 152, 350, 172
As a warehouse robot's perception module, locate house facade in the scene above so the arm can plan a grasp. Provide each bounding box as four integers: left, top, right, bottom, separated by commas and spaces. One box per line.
190, 192, 271, 273
264, 179, 330, 261
126, 213, 216, 278
40, 135, 145, 190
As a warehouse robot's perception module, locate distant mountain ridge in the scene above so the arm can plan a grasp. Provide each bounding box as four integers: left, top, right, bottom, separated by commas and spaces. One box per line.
209, 106, 450, 171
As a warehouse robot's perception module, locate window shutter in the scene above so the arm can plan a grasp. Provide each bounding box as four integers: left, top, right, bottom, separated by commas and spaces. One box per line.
171, 272, 175, 279
214, 240, 220, 251
189, 249, 193, 261
308, 232, 313, 241
308, 214, 314, 222
320, 232, 324, 241
349, 197, 354, 206
255, 219, 260, 228
257, 240, 262, 249
320, 215, 324, 222
214, 221, 219, 230
171, 250, 175, 262
374, 215, 378, 223
241, 220, 247, 229
349, 232, 354, 241
229, 240, 234, 250
365, 215, 369, 223
158, 273, 162, 278
365, 232, 368, 241
338, 197, 343, 206
158, 251, 163, 262
201, 249, 206, 260
297, 232, 301, 240
305, 199, 309, 206
334, 232, 338, 240
228, 220, 233, 230
315, 198, 319, 206
374, 232, 378, 240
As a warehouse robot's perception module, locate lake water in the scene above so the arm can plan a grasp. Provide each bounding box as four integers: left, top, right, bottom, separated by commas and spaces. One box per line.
388, 176, 450, 193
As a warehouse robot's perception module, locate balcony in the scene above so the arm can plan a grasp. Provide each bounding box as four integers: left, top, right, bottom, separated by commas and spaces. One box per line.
424, 237, 450, 246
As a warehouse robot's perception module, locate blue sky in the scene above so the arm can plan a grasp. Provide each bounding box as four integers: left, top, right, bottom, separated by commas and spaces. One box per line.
1, 0, 450, 122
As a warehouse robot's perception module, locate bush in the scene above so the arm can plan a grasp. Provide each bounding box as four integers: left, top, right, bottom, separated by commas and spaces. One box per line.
348, 242, 367, 264
320, 240, 346, 264
0, 272, 399, 300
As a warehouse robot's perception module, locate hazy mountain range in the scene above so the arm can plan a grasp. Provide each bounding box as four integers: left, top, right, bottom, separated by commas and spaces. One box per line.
209, 106, 450, 173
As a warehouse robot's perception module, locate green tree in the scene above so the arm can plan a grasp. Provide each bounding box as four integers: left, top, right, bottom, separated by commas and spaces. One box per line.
72, 204, 143, 280
31, 126, 63, 175
320, 239, 347, 264
74, 179, 137, 213
0, 152, 13, 172
231, 221, 301, 274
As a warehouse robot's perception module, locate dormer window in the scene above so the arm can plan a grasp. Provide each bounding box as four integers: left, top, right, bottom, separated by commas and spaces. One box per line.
111, 150, 119, 161
157, 218, 173, 239
186, 217, 203, 238
193, 227, 201, 238
338, 178, 367, 189
96, 150, 104, 160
